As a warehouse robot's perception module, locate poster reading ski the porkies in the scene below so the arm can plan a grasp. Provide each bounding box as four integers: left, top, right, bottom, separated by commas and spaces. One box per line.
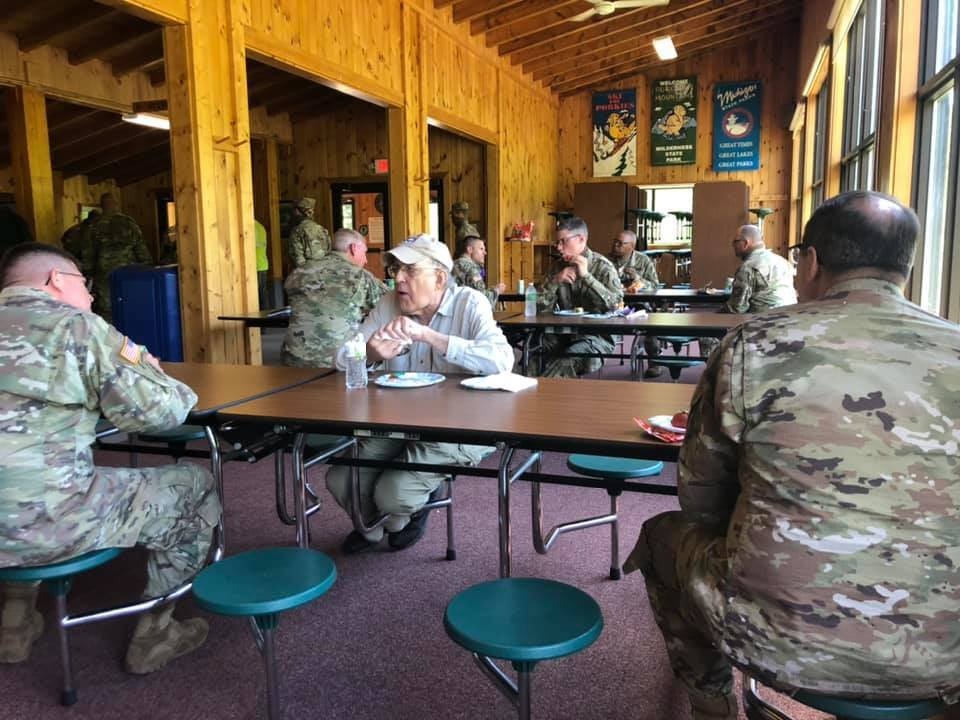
592, 90, 638, 177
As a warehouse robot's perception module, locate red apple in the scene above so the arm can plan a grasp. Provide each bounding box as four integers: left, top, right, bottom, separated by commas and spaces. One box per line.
671, 411, 689, 429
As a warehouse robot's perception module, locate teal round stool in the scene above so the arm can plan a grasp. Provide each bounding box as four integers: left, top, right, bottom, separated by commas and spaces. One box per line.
0, 547, 123, 705
649, 356, 704, 381
445, 578, 603, 720
746, 678, 946, 720
192, 547, 336, 720
566, 455, 664, 580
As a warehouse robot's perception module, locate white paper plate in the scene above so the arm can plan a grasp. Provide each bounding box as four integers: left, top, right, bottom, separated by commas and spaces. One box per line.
553, 309, 586, 316
374, 372, 445, 388
647, 414, 687, 434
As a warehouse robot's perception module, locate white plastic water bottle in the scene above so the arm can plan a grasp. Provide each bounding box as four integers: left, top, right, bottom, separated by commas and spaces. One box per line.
524, 282, 537, 317
344, 325, 368, 389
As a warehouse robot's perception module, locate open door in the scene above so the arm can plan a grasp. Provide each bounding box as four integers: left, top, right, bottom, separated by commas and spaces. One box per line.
331, 181, 389, 279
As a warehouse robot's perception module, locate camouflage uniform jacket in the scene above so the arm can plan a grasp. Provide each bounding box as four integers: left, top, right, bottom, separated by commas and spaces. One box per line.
452, 256, 498, 307
60, 221, 91, 260
80, 213, 152, 320
281, 252, 386, 368
678, 277, 960, 699
609, 249, 659, 289
287, 218, 331, 268
723, 247, 796, 313
537, 248, 623, 313
0, 287, 199, 566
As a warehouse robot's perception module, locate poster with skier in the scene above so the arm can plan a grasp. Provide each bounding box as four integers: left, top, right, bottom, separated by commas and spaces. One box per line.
592, 90, 637, 177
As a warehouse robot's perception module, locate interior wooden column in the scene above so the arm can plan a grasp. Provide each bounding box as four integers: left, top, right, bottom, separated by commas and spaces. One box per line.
251, 137, 283, 283
6, 86, 57, 244
164, 0, 261, 364
388, 5, 429, 244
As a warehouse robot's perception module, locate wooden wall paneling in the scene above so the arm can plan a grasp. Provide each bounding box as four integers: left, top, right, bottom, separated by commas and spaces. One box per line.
428, 125, 485, 251
6, 85, 57, 243
55, 172, 118, 237
118, 170, 170, 261
556, 25, 799, 256
165, 0, 260, 364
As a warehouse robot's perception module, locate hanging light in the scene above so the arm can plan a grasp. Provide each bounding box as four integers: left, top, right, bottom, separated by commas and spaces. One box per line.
121, 112, 170, 130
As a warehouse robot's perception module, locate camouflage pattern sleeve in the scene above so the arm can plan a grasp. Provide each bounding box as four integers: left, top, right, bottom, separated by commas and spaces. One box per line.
79, 314, 198, 433
677, 328, 743, 529
638, 252, 659, 286
130, 220, 152, 265
536, 262, 563, 312
722, 264, 753, 313
581, 253, 624, 310
287, 228, 306, 268
361, 270, 387, 316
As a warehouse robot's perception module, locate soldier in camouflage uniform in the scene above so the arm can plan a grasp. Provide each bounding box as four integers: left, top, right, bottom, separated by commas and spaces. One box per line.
535, 216, 623, 377
700, 224, 797, 356
609, 229, 664, 377
624, 192, 960, 719
450, 201, 480, 254
79, 193, 152, 323
0, 243, 220, 674
451, 235, 506, 308
287, 197, 331, 269
60, 209, 100, 259
282, 228, 386, 367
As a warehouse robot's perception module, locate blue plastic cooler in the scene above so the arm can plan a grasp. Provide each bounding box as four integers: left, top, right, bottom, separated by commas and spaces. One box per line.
110, 265, 184, 362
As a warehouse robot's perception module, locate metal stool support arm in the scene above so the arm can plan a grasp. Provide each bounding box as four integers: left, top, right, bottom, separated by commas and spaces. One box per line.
531, 481, 617, 554
472, 653, 519, 708
347, 438, 389, 535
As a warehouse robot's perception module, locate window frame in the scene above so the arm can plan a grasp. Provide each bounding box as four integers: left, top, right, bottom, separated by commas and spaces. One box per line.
840, 0, 883, 192
810, 75, 831, 210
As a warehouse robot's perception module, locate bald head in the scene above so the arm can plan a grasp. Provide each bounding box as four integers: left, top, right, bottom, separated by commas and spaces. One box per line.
733, 224, 763, 258
332, 228, 369, 268
612, 230, 637, 258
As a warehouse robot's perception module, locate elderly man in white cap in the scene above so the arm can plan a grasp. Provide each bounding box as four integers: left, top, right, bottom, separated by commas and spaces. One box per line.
287, 197, 331, 268
328, 234, 514, 554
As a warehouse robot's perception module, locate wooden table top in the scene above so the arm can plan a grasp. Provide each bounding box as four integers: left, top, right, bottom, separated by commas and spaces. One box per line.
162, 362, 334, 417
499, 288, 730, 304
498, 311, 748, 336
219, 373, 694, 460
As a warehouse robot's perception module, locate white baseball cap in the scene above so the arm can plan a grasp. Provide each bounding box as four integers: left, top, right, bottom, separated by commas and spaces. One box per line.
386, 234, 453, 271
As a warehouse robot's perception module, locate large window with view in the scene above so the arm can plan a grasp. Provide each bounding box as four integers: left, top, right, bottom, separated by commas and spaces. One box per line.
915, 0, 959, 318
840, 0, 882, 191
810, 78, 830, 210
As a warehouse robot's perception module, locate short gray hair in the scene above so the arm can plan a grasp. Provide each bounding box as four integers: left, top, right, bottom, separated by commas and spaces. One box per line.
333, 228, 364, 252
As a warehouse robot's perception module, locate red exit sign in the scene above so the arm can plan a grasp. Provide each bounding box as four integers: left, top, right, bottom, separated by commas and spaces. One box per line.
374, 158, 389, 173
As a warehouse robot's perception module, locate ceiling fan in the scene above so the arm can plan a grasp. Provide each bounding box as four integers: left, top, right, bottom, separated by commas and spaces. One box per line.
570, 0, 670, 22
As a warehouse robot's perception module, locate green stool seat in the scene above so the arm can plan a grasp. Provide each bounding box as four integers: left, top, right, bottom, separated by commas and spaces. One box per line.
0, 548, 122, 583
139, 425, 207, 444
192, 547, 337, 720
445, 578, 602, 719
445, 578, 602, 663
650, 357, 704, 381
567, 455, 663, 480
192, 547, 336, 617
792, 691, 945, 720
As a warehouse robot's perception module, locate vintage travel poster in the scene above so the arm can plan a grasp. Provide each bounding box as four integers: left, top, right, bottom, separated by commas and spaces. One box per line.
713, 80, 762, 171
592, 90, 638, 177
650, 77, 697, 166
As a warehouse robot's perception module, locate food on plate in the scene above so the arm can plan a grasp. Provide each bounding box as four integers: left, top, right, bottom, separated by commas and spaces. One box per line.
574, 306, 584, 313
671, 411, 689, 429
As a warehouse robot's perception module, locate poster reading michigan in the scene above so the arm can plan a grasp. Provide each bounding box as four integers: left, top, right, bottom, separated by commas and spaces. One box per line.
651, 77, 697, 166
592, 90, 638, 177
713, 81, 762, 171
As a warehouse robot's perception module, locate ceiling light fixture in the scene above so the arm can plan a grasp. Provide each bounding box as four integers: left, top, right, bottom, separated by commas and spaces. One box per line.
121, 112, 170, 130
652, 35, 677, 61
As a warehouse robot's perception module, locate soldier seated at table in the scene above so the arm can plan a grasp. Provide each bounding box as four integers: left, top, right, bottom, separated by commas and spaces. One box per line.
451, 234, 506, 308
281, 228, 386, 368
328, 234, 514, 554
609, 229, 665, 378
0, 243, 220, 674
535, 216, 623, 378
624, 191, 960, 719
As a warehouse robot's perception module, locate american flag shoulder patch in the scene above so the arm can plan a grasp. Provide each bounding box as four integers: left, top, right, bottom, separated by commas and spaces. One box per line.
119, 336, 142, 365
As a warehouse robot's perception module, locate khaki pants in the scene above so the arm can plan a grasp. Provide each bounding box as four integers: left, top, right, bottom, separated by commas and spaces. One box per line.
325, 439, 491, 541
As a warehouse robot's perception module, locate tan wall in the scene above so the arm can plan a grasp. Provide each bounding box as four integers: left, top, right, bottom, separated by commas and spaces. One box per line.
429, 126, 485, 250
796, 0, 837, 98
556, 25, 799, 255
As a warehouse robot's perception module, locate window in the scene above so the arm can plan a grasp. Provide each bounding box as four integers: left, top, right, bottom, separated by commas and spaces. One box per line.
840, 0, 883, 191
914, 0, 960, 318
810, 77, 831, 210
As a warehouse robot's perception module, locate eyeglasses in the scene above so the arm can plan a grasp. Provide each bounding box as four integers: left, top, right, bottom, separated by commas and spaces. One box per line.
556, 233, 581, 246
385, 262, 435, 279
731, 237, 747, 247
46, 269, 94, 292
787, 243, 808, 263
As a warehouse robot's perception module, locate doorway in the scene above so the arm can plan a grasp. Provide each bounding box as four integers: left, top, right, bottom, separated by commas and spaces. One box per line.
331, 181, 389, 279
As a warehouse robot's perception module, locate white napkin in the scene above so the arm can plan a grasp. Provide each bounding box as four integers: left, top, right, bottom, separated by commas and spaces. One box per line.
460, 373, 538, 392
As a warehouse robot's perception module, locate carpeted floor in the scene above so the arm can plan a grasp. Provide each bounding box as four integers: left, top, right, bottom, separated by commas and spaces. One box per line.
2, 337, 827, 720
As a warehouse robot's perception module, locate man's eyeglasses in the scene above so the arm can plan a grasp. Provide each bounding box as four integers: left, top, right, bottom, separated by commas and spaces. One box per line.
46, 269, 94, 292
787, 243, 809, 263
385, 262, 435, 279
556, 233, 581, 246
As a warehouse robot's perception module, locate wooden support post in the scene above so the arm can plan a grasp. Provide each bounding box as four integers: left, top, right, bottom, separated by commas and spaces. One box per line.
164, 0, 261, 364
251, 137, 284, 284
6, 86, 57, 244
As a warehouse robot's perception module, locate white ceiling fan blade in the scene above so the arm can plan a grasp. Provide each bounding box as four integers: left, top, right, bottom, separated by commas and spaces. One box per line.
611, 0, 671, 9
570, 8, 599, 21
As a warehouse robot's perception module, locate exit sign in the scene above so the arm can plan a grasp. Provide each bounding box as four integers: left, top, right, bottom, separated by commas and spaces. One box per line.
374, 158, 389, 173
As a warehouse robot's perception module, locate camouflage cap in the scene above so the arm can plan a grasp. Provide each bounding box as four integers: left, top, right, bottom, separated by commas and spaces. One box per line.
450, 201, 470, 213
295, 197, 316, 210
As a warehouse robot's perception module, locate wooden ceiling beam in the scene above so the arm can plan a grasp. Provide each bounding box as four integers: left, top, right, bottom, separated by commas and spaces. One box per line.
99, 154, 172, 186
67, 19, 156, 65
0, 0, 65, 30
274, 92, 339, 117
264, 88, 330, 115
53, 124, 155, 167
554, 13, 800, 95
50, 116, 126, 153
108, 30, 164, 75
149, 67, 166, 86
433, 0, 458, 9
531, 0, 773, 80
251, 79, 315, 106
452, 0, 525, 24
247, 72, 298, 97
503, 0, 718, 61
88, 146, 171, 185
17, 6, 118, 53
482, 0, 594, 47
59, 132, 169, 176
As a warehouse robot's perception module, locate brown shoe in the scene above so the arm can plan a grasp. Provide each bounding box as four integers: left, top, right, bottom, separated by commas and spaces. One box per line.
125, 614, 208, 675
0, 609, 44, 663
690, 691, 738, 720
